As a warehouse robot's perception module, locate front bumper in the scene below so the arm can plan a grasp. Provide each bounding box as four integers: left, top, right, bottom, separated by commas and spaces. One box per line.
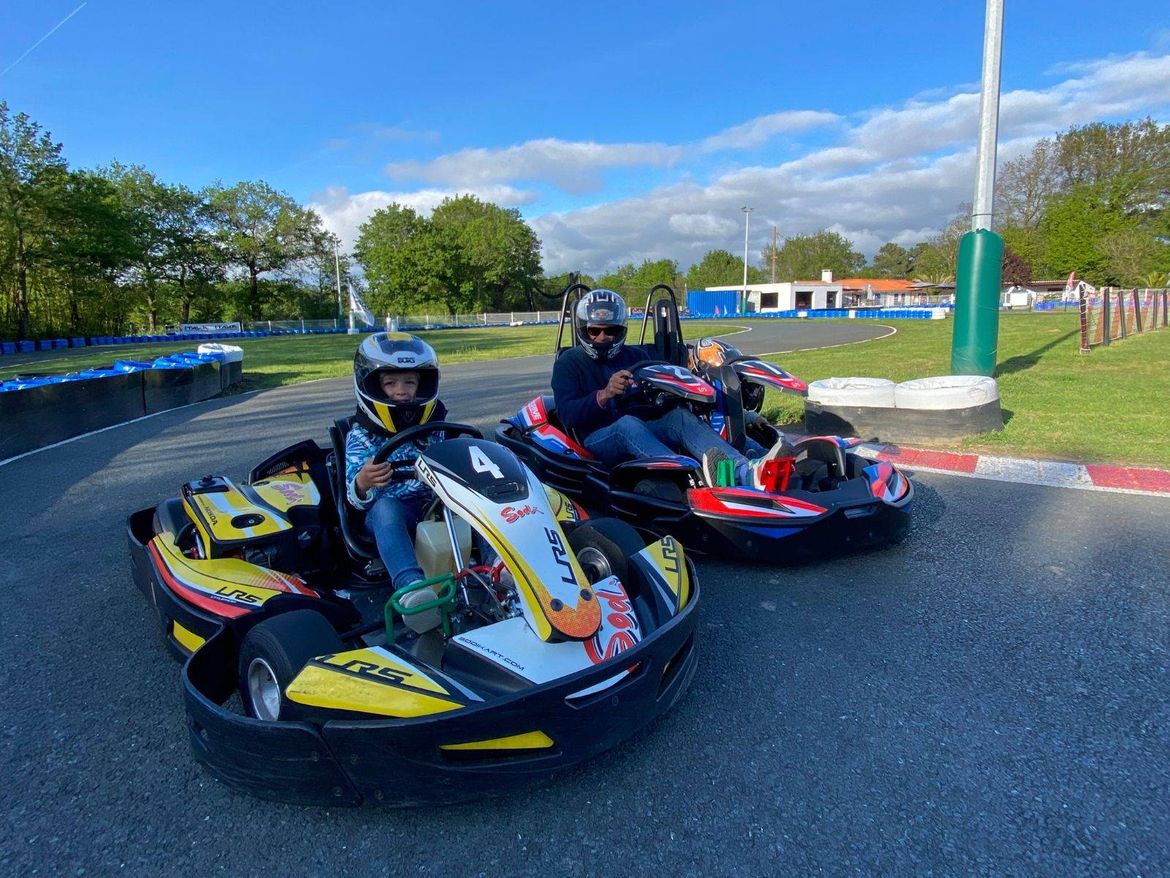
181, 589, 698, 806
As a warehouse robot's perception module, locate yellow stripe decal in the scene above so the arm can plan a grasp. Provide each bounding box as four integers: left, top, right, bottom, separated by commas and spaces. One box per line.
171, 620, 205, 652
440, 731, 554, 751
641, 536, 690, 609
287, 665, 463, 718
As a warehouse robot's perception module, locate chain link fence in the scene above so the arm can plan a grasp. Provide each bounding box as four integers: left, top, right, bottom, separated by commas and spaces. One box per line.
242, 312, 561, 333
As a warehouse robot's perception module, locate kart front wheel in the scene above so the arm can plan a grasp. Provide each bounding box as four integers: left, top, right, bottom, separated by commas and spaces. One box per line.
569, 518, 644, 587
237, 610, 344, 722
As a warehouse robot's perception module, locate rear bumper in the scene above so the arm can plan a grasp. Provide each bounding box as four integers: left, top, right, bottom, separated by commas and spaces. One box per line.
497, 426, 914, 563
687, 493, 913, 562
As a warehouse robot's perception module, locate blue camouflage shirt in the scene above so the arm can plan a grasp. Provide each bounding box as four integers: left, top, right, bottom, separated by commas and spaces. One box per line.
345, 421, 445, 510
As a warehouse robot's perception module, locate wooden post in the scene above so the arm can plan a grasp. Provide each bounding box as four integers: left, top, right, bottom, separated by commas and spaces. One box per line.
1102, 288, 1111, 345
1078, 287, 1091, 353
1133, 289, 1143, 333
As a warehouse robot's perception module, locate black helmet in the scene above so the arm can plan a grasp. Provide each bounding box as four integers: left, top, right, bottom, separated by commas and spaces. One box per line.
353, 332, 440, 434
574, 289, 628, 360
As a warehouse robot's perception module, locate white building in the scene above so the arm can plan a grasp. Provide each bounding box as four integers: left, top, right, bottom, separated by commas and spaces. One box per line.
706, 270, 845, 312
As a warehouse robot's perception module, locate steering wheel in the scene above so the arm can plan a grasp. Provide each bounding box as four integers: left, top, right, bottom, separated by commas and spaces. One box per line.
611, 359, 674, 408
371, 420, 484, 470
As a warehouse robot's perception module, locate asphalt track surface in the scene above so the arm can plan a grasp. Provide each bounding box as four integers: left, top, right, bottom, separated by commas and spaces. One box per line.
2, 322, 1168, 876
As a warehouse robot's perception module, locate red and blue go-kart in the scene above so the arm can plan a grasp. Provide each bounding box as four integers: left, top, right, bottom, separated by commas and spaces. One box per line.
126, 419, 698, 807
495, 283, 913, 564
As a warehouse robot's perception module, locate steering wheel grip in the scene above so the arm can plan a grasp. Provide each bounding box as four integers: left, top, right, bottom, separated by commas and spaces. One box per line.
370, 421, 483, 464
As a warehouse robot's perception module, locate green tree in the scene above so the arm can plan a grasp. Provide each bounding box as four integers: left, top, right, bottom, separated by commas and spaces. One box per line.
1099, 227, 1167, 287
596, 263, 637, 296
356, 195, 544, 317
1055, 119, 1170, 214
205, 180, 325, 320
870, 242, 913, 278
629, 258, 679, 296
42, 170, 137, 334
774, 230, 864, 281
0, 101, 69, 338
355, 204, 433, 315
1038, 185, 1127, 283
687, 249, 747, 289
912, 211, 968, 283
105, 164, 218, 331
429, 195, 543, 313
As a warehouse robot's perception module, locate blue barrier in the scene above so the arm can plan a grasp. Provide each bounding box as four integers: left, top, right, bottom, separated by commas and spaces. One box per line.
1, 342, 14, 355
112, 359, 154, 372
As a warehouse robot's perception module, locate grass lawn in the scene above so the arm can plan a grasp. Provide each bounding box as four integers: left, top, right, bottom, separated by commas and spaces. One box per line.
6, 314, 1167, 468
0, 321, 743, 388
758, 312, 1170, 469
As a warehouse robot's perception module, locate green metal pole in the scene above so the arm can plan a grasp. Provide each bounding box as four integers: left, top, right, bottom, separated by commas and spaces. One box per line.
950, 229, 1003, 375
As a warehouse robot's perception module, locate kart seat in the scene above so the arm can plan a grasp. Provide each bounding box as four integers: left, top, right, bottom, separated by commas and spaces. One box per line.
327, 416, 379, 561
517, 395, 595, 460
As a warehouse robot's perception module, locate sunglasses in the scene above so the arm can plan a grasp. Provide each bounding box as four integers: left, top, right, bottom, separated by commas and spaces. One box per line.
585, 326, 621, 338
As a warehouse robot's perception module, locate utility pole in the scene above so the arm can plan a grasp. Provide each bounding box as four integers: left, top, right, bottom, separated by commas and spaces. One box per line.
770, 224, 778, 283
333, 239, 345, 329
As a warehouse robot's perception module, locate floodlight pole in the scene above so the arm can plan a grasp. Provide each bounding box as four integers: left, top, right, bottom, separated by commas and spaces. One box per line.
972, 0, 1004, 231
951, 0, 1005, 376
741, 206, 754, 314
333, 239, 345, 329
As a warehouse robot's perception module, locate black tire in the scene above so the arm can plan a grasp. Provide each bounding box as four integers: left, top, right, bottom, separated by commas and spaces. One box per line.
568, 518, 645, 587
237, 610, 344, 722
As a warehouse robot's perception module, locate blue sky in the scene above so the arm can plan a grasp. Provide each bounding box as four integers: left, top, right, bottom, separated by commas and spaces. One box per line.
3, 1, 1169, 273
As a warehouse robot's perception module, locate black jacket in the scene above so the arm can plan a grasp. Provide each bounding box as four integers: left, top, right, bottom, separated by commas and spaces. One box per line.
550, 344, 652, 439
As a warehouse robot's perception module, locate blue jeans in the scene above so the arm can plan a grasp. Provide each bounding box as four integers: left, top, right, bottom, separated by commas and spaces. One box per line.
584, 408, 750, 471
365, 493, 428, 588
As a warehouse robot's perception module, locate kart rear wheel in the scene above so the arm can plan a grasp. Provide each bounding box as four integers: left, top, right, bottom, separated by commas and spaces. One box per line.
569, 518, 644, 587
237, 610, 344, 722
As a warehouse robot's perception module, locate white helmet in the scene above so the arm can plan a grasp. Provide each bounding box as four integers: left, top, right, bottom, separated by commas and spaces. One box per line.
353, 333, 440, 433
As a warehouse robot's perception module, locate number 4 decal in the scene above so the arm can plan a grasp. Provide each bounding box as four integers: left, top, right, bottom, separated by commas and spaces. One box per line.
469, 445, 504, 479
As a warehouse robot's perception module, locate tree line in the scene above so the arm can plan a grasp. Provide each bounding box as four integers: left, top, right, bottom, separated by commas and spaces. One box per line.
5, 101, 1166, 341
0, 102, 348, 340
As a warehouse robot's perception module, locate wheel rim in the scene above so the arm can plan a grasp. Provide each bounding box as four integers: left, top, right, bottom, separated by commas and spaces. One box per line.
246, 658, 282, 721
576, 546, 612, 583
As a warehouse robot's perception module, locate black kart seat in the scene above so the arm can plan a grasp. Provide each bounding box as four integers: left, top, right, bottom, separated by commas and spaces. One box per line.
328, 416, 379, 561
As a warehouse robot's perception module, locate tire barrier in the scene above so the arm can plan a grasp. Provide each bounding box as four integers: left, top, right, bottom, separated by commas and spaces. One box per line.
805, 377, 896, 407
142, 361, 221, 414
197, 344, 244, 390
805, 375, 1003, 443
0, 372, 147, 459
0, 350, 243, 460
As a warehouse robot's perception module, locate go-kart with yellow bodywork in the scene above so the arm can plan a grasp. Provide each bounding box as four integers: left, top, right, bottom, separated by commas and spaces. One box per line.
127, 420, 698, 806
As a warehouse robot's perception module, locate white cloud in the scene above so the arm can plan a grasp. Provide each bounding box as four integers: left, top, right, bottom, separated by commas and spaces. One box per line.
318, 48, 1170, 274
309, 184, 536, 250
699, 110, 840, 151
386, 138, 683, 196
